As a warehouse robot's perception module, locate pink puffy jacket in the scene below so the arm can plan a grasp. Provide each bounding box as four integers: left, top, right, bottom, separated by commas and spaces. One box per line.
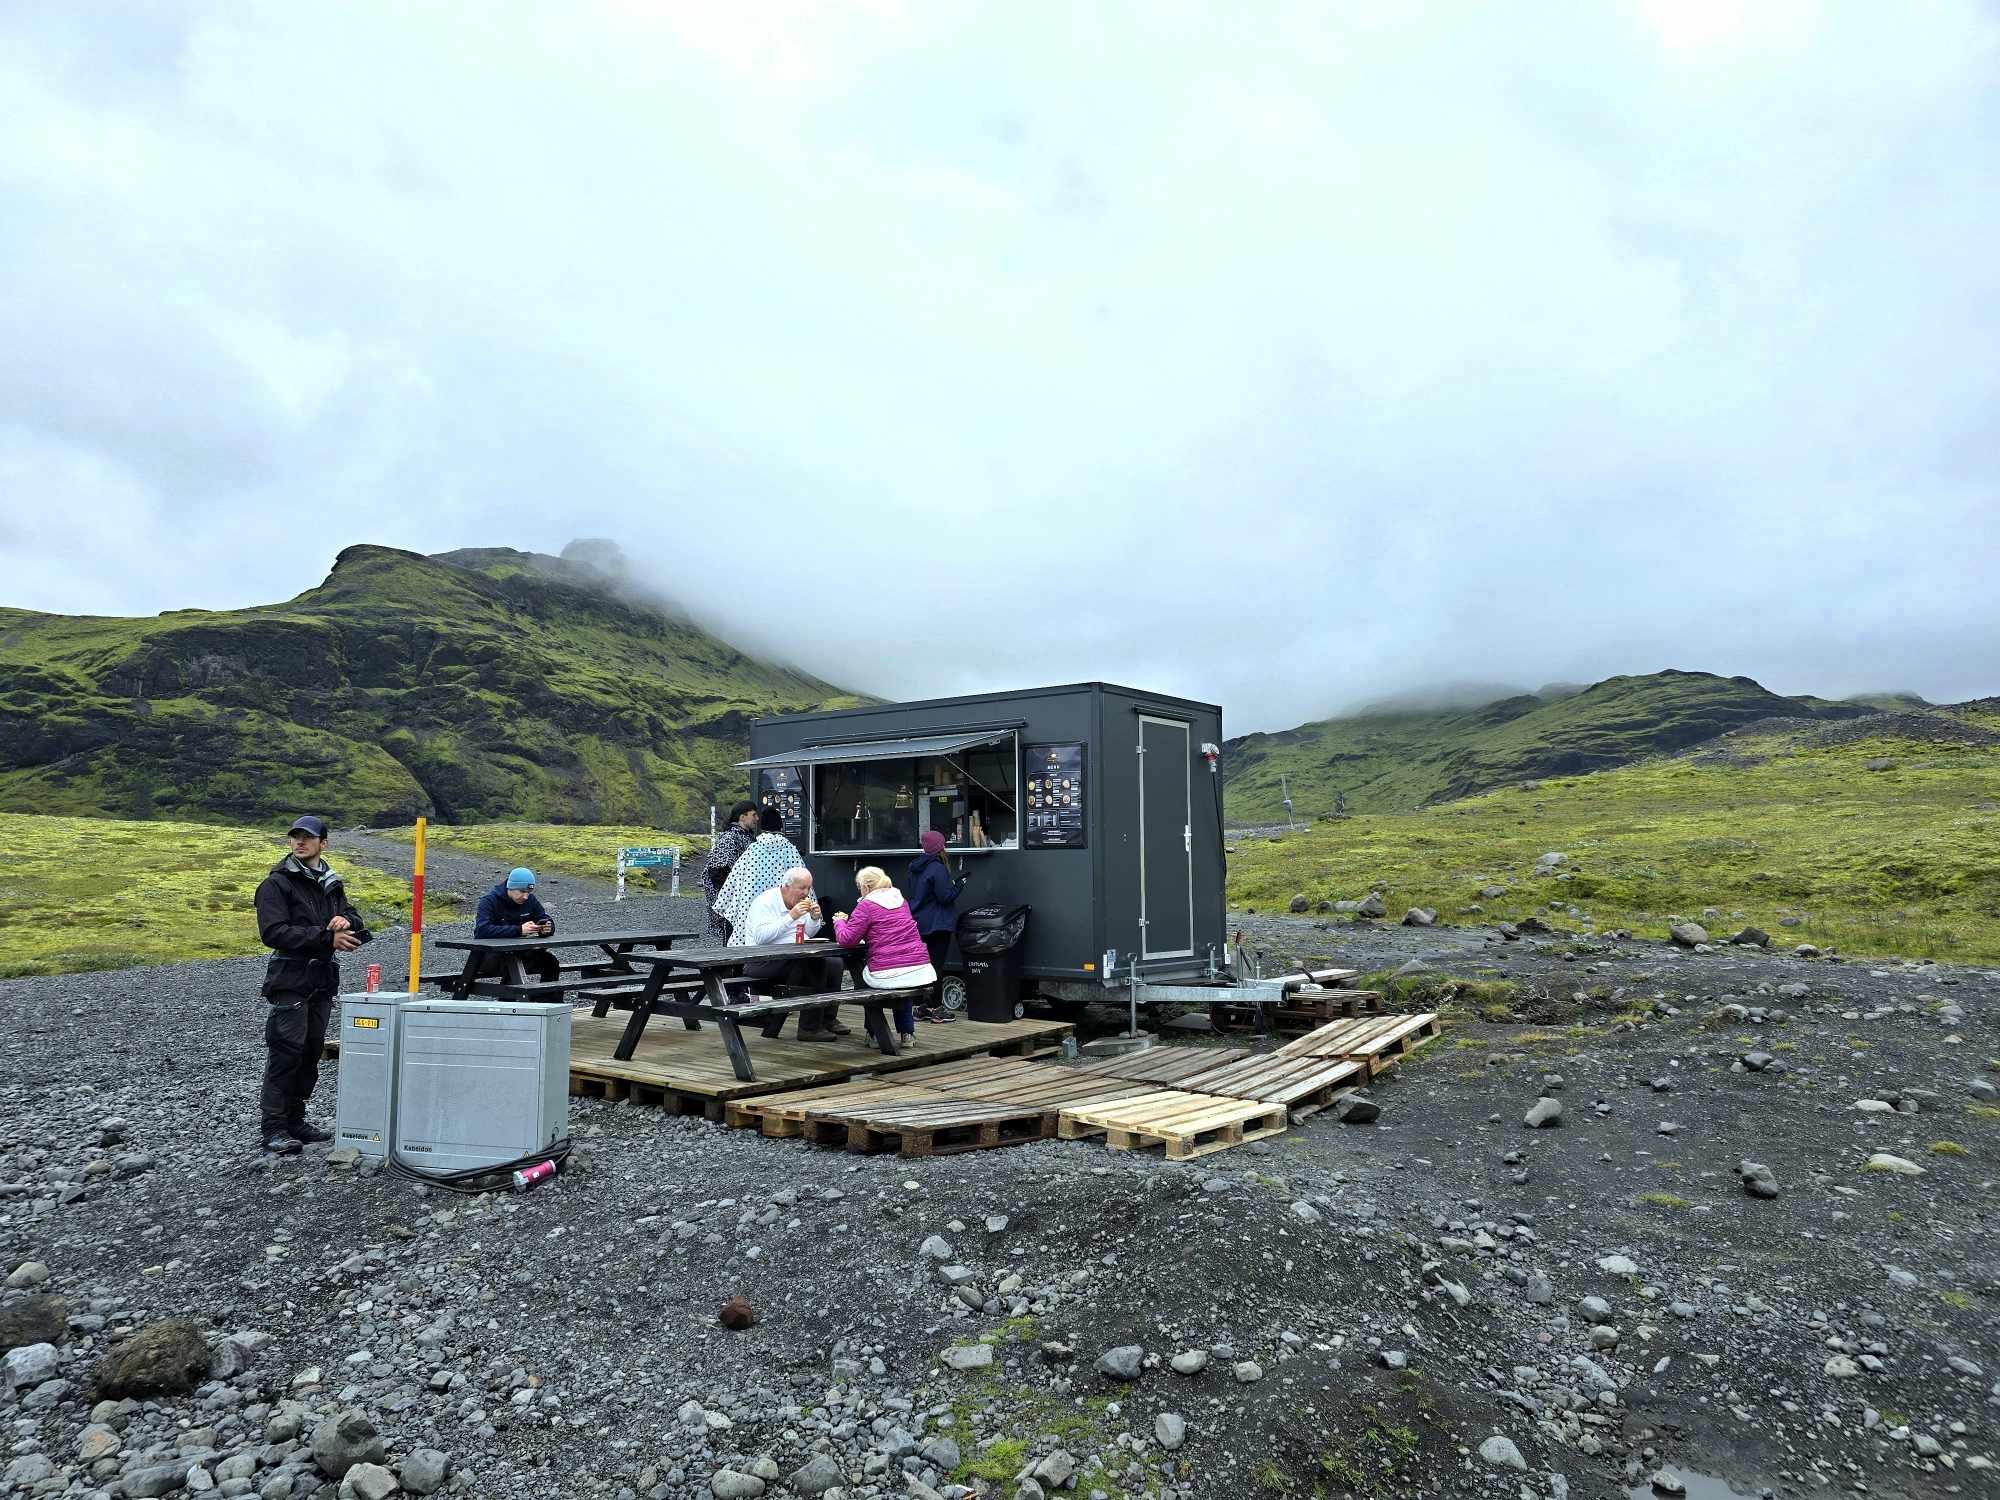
832, 887, 931, 971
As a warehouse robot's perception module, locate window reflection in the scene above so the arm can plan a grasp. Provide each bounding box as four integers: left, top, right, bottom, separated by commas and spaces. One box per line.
812, 741, 1018, 853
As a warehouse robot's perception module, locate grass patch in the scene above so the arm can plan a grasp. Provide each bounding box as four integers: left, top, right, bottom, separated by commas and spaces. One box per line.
1228, 727, 2000, 964
1636, 1190, 1690, 1209
0, 812, 440, 976
1929, 1141, 1969, 1156
1969, 1105, 2000, 1122
1941, 1290, 1975, 1311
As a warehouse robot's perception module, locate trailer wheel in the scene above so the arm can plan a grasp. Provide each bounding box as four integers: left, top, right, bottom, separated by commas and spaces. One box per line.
937, 975, 968, 1014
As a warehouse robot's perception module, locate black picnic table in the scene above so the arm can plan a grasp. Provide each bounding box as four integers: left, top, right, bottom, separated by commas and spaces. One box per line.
432, 928, 697, 1002
615, 942, 905, 1081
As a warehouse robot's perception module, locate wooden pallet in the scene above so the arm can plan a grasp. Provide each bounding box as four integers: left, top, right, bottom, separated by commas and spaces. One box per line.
1274, 1012, 1442, 1074
722, 1078, 941, 1136
1073, 1047, 1253, 1085
1056, 1090, 1288, 1160
806, 1099, 1052, 1157
1169, 1053, 1366, 1118
1211, 990, 1386, 1035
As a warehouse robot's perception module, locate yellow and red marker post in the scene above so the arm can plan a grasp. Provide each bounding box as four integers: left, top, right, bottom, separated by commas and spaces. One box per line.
406, 816, 427, 991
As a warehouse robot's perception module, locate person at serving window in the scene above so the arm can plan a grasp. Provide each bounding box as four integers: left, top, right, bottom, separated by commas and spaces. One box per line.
908, 830, 965, 1024
832, 867, 936, 1051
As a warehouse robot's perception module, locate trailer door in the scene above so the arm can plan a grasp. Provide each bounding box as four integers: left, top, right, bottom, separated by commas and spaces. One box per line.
1137, 715, 1194, 959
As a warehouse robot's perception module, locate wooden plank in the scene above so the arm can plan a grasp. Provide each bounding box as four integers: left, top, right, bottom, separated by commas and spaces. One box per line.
1057, 1090, 1288, 1160
1073, 1047, 1252, 1084
1171, 1054, 1365, 1111
805, 1098, 1052, 1157
1275, 1012, 1441, 1071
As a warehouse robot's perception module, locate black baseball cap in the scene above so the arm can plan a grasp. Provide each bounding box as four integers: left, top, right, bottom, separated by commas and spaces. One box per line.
286, 815, 329, 838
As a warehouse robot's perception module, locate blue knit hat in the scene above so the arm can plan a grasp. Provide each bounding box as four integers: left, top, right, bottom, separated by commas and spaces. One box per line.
506, 867, 537, 890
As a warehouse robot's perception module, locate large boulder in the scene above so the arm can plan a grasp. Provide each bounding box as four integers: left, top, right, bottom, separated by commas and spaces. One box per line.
91, 1320, 209, 1399
1401, 907, 1437, 927
1288, 894, 1310, 914
1356, 892, 1387, 919
1668, 921, 1708, 948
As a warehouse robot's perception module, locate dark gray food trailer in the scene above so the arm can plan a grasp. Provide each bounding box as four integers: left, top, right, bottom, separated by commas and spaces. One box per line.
738, 682, 1229, 1014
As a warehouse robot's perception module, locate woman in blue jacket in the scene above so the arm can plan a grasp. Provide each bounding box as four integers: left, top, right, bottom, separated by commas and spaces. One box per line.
907, 830, 965, 1022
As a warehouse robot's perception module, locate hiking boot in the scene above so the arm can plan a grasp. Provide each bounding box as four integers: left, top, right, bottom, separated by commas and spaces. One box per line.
797, 1027, 839, 1042
825, 1020, 853, 1036
286, 1120, 333, 1144
261, 1132, 302, 1156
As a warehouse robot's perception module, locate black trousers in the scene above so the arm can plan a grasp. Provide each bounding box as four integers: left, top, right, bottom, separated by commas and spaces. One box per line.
923, 931, 954, 1010
744, 953, 843, 1033
260, 989, 334, 1131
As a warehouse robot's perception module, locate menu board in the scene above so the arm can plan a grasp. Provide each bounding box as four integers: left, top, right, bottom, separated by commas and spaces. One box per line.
755, 766, 806, 840
1023, 743, 1087, 848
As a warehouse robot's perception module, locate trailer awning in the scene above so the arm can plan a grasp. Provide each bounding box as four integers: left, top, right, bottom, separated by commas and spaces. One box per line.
737, 729, 1011, 771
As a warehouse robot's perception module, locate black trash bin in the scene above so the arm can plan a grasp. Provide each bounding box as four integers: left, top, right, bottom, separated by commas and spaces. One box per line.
956, 904, 1030, 1023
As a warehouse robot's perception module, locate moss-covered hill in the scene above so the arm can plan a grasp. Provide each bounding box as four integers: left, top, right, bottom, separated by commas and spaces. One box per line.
0, 544, 866, 829
1222, 669, 1876, 821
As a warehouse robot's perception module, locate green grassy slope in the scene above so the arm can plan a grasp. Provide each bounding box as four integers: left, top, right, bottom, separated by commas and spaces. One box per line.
1223, 670, 1873, 821
0, 812, 440, 978
0, 545, 867, 829
1228, 721, 2000, 963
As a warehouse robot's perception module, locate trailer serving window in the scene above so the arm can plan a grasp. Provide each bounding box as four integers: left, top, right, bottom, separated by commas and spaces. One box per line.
739, 731, 1019, 856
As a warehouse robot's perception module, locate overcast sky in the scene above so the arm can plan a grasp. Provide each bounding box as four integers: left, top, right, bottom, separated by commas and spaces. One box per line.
3, 2, 1997, 733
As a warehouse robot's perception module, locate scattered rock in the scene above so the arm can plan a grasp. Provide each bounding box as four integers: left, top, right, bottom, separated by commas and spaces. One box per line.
1401, 907, 1436, 927
311, 1409, 386, 1478
92, 1319, 209, 1398
1596, 1255, 1640, 1276
1170, 1350, 1209, 1376
709, 1470, 766, 1499
1331, 1096, 1380, 1125
787, 1454, 843, 1496
1154, 1412, 1187, 1451
1288, 894, 1310, 914
1477, 1435, 1526, 1470
0, 1294, 67, 1353
4, 1341, 58, 1389
719, 1296, 757, 1330
943, 1343, 993, 1371
1730, 927, 1770, 947
1669, 921, 1709, 948
1356, 893, 1387, 919
1232, 1360, 1263, 1383
5, 1261, 50, 1289
1522, 1097, 1563, 1129
1095, 1344, 1144, 1381
345, 1462, 400, 1500
1738, 1160, 1780, 1199
399, 1449, 450, 1495
1865, 1153, 1925, 1176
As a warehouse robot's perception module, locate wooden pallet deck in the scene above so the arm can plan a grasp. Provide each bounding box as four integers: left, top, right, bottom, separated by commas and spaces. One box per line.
721, 1077, 941, 1136
806, 1098, 1052, 1157
1057, 1090, 1289, 1160
1168, 1053, 1367, 1118
558, 1010, 1075, 1117
1273, 1012, 1442, 1074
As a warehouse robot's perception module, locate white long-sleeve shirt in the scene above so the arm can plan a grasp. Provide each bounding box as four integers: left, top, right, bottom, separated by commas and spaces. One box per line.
734, 886, 824, 947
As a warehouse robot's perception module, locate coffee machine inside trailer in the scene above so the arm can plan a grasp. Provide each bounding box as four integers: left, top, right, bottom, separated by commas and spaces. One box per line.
739, 682, 1228, 1011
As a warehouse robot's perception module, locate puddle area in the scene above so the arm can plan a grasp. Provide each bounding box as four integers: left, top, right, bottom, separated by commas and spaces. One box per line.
1626, 1473, 1762, 1500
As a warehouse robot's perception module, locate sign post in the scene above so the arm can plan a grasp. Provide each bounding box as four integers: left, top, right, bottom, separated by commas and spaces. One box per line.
616, 846, 679, 901
406, 816, 427, 990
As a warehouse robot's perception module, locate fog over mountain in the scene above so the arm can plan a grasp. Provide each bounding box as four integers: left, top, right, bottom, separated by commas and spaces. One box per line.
3, 4, 1997, 734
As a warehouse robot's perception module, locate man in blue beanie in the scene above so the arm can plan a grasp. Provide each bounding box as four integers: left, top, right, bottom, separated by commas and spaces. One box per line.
474, 867, 560, 984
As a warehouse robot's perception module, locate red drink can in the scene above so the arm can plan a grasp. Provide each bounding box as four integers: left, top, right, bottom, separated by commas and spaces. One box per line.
794, 922, 805, 943
365, 962, 381, 992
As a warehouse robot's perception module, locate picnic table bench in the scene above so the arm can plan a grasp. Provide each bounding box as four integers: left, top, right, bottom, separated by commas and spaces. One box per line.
431, 928, 696, 1003
617, 944, 910, 1081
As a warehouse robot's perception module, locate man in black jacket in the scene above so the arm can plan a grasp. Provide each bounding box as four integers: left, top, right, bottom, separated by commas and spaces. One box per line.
253, 815, 373, 1154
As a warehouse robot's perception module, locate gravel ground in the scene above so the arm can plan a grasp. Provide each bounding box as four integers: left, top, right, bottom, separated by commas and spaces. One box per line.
3, 895, 1998, 1500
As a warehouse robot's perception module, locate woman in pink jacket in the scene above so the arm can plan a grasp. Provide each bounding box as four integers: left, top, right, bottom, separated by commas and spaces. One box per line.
833, 866, 937, 1050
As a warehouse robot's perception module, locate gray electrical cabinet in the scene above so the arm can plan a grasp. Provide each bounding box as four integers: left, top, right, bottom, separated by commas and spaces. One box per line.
392, 1000, 571, 1173
334, 993, 409, 1161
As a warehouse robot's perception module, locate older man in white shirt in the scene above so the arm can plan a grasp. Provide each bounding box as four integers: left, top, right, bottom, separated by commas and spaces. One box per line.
733, 867, 846, 1040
